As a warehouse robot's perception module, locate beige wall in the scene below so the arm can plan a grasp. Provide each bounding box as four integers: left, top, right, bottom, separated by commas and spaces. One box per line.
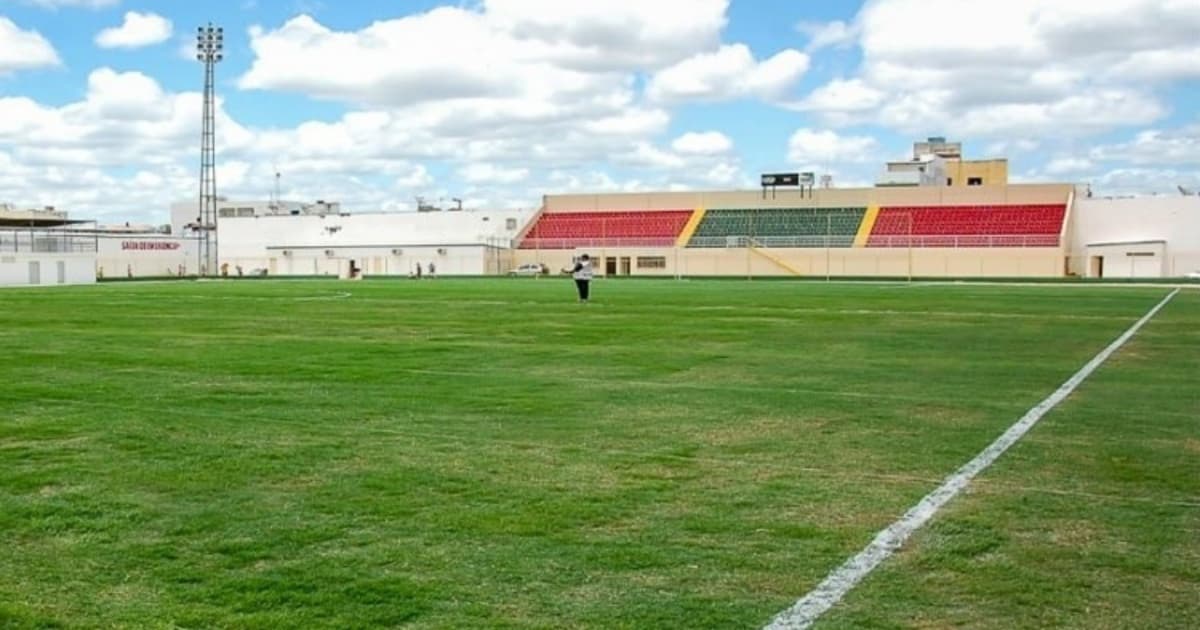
542, 183, 1069, 212
512, 246, 1064, 278
945, 160, 1009, 187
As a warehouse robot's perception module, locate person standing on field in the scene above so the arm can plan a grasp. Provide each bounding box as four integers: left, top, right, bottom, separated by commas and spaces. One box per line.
565, 253, 594, 303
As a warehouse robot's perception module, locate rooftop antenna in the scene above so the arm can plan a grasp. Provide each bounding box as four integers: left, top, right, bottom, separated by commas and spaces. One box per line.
451, 197, 463, 211
272, 166, 282, 211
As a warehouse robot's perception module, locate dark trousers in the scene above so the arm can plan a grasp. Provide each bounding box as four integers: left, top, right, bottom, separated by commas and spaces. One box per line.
574, 279, 590, 301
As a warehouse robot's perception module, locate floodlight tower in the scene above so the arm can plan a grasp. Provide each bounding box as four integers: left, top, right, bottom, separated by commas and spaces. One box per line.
196, 24, 223, 275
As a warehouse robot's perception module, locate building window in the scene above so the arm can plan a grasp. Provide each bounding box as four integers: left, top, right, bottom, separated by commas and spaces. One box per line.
637, 256, 666, 269
237, 207, 255, 217
505, 218, 517, 230
946, 178, 953, 186
218, 208, 236, 217
968, 177, 983, 186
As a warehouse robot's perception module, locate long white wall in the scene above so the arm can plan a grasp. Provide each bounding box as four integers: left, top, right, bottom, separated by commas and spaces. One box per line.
97, 235, 200, 278
219, 210, 531, 276
1069, 196, 1200, 276
1, 253, 95, 286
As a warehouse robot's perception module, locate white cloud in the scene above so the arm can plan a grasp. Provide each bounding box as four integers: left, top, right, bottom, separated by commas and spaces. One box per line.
647, 44, 809, 103
798, 0, 1198, 137
787, 128, 879, 165
796, 20, 857, 52
395, 165, 433, 189
0, 67, 256, 219
671, 131, 733, 155
95, 12, 173, 49
459, 163, 530, 185
240, 1, 731, 108
1089, 167, 1200, 196
482, 0, 730, 71
985, 139, 1040, 155
791, 78, 884, 117
1089, 122, 1200, 165
622, 142, 686, 169
0, 17, 60, 74
1044, 157, 1095, 175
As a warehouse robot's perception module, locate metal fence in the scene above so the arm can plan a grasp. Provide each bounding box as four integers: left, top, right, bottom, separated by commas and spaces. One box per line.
865, 235, 1061, 248
517, 234, 1062, 250
688, 235, 859, 248
0, 230, 98, 254
519, 237, 680, 249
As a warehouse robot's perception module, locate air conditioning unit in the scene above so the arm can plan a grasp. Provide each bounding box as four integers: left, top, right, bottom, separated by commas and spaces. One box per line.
391, 248, 403, 255
437, 248, 447, 255
324, 249, 335, 257
282, 249, 292, 256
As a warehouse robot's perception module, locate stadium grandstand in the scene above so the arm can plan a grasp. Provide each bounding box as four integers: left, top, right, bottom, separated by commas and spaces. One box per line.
514, 184, 1079, 278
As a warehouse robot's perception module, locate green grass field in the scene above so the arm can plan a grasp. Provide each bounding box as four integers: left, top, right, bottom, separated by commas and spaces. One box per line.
1, 279, 1196, 629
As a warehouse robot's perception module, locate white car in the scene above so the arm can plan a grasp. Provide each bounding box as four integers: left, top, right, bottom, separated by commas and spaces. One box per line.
1186, 270, 1200, 279
509, 263, 548, 276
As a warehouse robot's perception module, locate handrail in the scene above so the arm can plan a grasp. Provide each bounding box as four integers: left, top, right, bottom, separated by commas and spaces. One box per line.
0, 230, 98, 253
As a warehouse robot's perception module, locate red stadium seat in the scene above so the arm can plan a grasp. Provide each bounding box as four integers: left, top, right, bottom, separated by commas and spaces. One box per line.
867, 205, 1066, 247
519, 210, 692, 249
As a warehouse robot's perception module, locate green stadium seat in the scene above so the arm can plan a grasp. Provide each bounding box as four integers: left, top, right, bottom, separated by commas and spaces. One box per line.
687, 208, 865, 248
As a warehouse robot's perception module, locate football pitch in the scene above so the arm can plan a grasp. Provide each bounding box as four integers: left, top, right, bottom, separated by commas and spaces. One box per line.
1, 279, 1197, 628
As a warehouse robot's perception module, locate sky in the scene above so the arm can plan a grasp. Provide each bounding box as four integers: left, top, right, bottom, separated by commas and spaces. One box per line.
0, 0, 1198, 224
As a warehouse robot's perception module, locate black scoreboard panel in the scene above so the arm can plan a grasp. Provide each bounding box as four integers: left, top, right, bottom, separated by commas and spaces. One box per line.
761, 173, 800, 186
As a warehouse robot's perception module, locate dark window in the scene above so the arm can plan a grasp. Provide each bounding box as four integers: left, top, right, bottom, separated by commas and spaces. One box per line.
636, 256, 667, 269
947, 178, 953, 186
968, 177, 983, 186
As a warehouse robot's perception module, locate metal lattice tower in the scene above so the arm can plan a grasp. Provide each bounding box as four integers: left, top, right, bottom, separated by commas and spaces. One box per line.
196, 24, 223, 275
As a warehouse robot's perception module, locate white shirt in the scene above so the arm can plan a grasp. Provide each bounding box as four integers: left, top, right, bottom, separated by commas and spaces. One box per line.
573, 259, 593, 281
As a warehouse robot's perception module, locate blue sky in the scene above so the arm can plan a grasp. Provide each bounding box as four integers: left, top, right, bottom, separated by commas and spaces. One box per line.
0, 0, 1197, 223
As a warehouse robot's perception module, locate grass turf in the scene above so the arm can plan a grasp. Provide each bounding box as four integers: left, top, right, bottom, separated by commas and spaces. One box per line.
0, 279, 1195, 628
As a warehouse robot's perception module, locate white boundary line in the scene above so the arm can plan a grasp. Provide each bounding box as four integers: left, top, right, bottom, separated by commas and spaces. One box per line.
293, 291, 352, 301
764, 288, 1181, 630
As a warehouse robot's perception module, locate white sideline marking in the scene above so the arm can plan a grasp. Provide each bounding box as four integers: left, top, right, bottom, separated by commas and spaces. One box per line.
293, 291, 352, 301
764, 288, 1181, 630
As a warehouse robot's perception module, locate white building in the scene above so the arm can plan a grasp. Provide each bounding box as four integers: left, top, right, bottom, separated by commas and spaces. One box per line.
0, 205, 96, 287
218, 208, 535, 277
170, 198, 342, 236
1068, 194, 1200, 278
876, 154, 948, 187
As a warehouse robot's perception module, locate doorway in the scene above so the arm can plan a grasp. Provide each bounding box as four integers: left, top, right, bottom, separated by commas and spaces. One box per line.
56, 261, 66, 284
605, 257, 617, 276
28, 261, 40, 285
619, 256, 631, 276
1089, 256, 1104, 278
